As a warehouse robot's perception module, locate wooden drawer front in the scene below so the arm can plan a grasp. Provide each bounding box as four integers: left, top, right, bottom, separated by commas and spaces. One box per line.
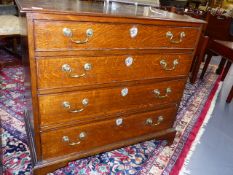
41, 107, 176, 159
39, 79, 185, 127
37, 54, 192, 89
34, 20, 199, 51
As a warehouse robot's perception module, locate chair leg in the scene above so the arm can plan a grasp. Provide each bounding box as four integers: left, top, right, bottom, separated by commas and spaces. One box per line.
12, 37, 18, 54
226, 86, 233, 103
216, 57, 226, 75
200, 53, 212, 79
221, 61, 232, 81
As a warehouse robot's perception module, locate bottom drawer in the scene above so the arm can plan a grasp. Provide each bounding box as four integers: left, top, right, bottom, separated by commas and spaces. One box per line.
41, 106, 177, 159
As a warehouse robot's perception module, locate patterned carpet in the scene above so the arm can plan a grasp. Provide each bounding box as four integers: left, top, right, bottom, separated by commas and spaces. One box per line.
0, 63, 220, 175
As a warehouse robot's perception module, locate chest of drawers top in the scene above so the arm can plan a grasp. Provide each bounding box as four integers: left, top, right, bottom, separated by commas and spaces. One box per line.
16, 0, 205, 58
16, 0, 203, 23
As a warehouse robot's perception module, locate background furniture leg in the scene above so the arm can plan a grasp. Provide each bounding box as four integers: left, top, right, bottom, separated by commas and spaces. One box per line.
221, 61, 232, 81
12, 37, 17, 53
200, 53, 212, 79
226, 86, 233, 103
216, 57, 226, 75
190, 35, 209, 84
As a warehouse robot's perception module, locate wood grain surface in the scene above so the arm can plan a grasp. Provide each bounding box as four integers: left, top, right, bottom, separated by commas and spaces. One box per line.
16, 0, 205, 25
38, 79, 185, 127
34, 20, 199, 51
41, 107, 177, 159
37, 53, 192, 90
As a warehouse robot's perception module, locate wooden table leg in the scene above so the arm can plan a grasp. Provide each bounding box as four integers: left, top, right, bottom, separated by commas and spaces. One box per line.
200, 52, 212, 79
221, 61, 232, 81
216, 57, 227, 75
190, 35, 209, 84
226, 86, 233, 103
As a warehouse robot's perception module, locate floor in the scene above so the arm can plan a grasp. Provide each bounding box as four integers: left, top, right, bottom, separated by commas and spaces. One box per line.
184, 57, 233, 175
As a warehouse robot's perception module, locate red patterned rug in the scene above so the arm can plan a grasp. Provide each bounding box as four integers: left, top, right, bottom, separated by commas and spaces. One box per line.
0, 63, 221, 175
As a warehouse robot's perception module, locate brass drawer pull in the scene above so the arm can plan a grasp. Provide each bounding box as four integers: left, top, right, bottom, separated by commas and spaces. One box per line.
153, 87, 171, 98
63, 28, 93, 44
166, 31, 186, 44
62, 63, 92, 78
62, 132, 86, 146
160, 59, 179, 71
146, 116, 164, 126
62, 98, 89, 113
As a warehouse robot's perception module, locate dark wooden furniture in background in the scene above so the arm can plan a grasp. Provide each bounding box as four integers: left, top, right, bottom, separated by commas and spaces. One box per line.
16, 0, 204, 174
227, 85, 233, 103
204, 13, 232, 74
0, 0, 21, 67
187, 0, 202, 8
201, 40, 233, 103
185, 10, 208, 83
190, 34, 209, 83
189, 12, 233, 84
0, 15, 21, 68
0, 0, 14, 4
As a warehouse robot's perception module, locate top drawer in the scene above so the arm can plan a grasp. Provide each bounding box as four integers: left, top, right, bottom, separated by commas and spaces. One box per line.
34, 20, 200, 51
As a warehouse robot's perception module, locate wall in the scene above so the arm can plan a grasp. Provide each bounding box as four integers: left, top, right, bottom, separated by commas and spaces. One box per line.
222, 0, 233, 9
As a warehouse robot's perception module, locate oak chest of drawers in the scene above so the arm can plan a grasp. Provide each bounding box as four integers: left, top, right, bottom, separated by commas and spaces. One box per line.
16, 0, 204, 174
